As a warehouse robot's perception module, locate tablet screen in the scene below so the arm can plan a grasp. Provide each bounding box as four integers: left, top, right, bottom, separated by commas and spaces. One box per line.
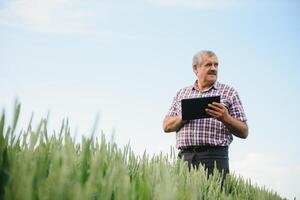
181, 96, 220, 120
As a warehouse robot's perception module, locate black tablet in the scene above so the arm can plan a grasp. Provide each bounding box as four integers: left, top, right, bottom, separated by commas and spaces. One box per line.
181, 96, 220, 120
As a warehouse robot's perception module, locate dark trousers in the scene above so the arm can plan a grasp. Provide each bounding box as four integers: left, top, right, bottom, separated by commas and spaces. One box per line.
178, 146, 229, 181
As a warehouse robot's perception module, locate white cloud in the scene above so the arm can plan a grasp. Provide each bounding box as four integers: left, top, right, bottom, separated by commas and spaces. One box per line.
231, 152, 300, 200
149, 0, 238, 9
0, 0, 95, 34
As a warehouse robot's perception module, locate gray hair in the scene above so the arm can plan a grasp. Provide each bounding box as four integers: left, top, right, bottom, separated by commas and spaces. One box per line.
192, 50, 217, 66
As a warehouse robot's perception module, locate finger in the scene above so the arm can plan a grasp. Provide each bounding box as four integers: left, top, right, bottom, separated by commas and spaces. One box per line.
205, 108, 220, 117
205, 110, 216, 117
212, 102, 229, 111
207, 104, 223, 112
212, 102, 225, 109
213, 102, 228, 110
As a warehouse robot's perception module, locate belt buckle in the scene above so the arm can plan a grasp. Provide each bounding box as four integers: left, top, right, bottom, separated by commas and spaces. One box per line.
192, 146, 198, 152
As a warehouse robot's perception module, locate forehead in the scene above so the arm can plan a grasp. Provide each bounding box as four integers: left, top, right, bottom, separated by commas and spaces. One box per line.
201, 54, 218, 63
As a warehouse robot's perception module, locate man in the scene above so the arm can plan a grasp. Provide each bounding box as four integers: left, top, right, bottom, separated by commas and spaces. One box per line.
163, 50, 248, 178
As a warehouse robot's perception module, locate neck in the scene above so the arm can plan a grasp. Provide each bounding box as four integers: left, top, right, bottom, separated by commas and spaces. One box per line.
197, 80, 215, 91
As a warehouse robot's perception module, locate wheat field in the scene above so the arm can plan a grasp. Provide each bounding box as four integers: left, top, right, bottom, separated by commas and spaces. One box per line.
0, 103, 285, 200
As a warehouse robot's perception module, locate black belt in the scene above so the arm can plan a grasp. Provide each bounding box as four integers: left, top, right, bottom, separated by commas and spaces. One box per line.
179, 145, 228, 152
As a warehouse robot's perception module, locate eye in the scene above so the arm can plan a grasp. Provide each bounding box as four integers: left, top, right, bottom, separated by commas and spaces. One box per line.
205, 63, 212, 67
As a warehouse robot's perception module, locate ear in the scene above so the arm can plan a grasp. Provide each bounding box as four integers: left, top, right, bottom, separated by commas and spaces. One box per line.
192, 65, 197, 74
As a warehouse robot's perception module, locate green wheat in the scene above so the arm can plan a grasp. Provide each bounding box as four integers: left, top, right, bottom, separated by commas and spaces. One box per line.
0, 102, 285, 200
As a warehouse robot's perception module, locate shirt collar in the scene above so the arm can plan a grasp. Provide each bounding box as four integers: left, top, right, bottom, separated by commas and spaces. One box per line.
192, 80, 220, 92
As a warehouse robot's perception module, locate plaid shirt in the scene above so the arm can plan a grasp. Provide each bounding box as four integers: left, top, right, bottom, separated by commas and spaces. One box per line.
166, 81, 247, 148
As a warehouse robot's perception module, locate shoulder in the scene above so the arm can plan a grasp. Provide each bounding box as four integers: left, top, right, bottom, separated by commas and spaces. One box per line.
176, 85, 194, 96
216, 82, 238, 96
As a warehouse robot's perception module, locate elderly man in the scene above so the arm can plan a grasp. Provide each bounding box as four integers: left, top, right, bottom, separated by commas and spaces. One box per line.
163, 50, 248, 177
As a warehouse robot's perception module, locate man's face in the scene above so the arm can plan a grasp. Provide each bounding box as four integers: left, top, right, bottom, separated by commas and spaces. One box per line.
193, 55, 218, 84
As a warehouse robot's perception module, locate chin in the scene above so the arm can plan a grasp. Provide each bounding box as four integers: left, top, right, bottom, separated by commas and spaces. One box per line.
208, 77, 217, 82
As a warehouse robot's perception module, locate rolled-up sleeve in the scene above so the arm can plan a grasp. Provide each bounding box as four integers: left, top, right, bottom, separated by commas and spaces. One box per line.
166, 90, 181, 117
229, 91, 247, 122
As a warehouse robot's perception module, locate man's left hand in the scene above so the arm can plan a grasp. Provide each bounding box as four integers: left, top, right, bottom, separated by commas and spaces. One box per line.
205, 102, 229, 122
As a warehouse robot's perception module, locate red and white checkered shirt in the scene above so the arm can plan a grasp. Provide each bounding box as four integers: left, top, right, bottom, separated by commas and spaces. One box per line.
166, 81, 247, 148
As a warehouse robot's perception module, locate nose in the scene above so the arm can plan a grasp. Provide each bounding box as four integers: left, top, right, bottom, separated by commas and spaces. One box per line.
210, 64, 217, 70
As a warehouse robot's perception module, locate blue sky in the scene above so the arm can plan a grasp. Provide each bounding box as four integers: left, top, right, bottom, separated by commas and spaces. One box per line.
1, 0, 300, 199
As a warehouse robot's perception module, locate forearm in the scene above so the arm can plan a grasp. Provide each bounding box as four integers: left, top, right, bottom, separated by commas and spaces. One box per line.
222, 115, 248, 139
163, 116, 186, 133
